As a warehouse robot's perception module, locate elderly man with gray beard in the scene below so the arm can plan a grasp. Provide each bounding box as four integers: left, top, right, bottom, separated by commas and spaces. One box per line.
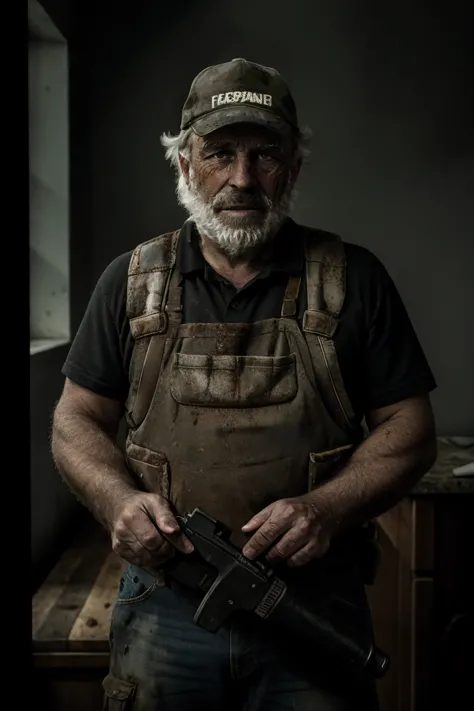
51, 58, 437, 711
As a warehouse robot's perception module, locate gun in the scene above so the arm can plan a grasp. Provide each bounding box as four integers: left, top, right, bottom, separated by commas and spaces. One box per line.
164, 507, 389, 680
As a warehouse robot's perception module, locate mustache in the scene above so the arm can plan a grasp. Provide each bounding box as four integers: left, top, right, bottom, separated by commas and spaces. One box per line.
212, 191, 270, 211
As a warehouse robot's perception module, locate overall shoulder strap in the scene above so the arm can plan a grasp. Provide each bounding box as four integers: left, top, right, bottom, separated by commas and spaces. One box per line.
125, 229, 180, 428
127, 230, 180, 338
303, 228, 345, 335
302, 228, 356, 431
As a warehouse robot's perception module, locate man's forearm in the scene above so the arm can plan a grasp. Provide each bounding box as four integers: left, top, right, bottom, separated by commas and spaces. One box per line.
306, 402, 437, 532
51, 407, 138, 529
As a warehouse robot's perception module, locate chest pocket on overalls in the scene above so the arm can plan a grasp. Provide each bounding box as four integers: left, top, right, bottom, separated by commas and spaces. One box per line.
170, 353, 298, 408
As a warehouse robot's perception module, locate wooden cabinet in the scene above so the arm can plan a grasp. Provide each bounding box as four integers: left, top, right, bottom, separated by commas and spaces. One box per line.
367, 495, 473, 711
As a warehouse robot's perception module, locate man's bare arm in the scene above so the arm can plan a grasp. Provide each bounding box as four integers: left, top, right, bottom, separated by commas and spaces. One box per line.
51, 378, 193, 564
51, 378, 136, 528
242, 393, 437, 564
306, 393, 437, 531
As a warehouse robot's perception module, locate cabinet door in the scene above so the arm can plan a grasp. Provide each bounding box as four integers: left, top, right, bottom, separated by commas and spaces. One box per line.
367, 499, 435, 711
410, 576, 434, 710
366, 523, 401, 711
433, 497, 474, 709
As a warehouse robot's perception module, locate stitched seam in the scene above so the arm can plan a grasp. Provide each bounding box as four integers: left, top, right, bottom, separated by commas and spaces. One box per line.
317, 335, 350, 427
175, 327, 279, 338
129, 266, 173, 275
174, 363, 293, 370
129, 337, 153, 424
116, 577, 160, 606
186, 103, 294, 129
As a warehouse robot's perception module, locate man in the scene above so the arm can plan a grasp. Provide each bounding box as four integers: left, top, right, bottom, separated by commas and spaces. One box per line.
51, 58, 438, 710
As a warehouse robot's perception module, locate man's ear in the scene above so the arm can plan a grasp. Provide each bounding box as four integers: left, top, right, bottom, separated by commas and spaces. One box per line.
179, 154, 190, 185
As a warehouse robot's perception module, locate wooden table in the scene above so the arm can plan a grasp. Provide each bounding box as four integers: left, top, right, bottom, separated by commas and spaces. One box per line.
32, 522, 126, 711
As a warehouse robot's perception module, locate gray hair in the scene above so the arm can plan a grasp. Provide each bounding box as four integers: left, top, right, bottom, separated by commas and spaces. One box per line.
160, 125, 313, 174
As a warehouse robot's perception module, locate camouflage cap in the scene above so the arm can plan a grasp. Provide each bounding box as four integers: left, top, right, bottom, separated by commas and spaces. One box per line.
180, 58, 299, 137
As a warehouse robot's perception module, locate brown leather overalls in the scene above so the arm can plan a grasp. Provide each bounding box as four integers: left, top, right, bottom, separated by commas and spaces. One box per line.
123, 225, 362, 545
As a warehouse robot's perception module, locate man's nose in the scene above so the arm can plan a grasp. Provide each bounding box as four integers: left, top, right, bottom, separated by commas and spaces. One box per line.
228, 155, 256, 189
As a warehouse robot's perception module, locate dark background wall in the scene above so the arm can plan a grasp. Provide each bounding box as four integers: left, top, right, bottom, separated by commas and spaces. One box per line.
32, 0, 473, 586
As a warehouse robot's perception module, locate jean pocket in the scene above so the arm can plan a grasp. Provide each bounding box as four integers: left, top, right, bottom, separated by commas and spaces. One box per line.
102, 672, 136, 710
308, 443, 354, 489
116, 565, 159, 606
170, 352, 297, 408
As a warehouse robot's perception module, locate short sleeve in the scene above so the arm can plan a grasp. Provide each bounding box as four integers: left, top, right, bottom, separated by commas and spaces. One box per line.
362, 254, 437, 411
61, 253, 132, 401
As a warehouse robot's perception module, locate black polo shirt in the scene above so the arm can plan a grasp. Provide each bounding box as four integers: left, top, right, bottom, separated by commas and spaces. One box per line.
62, 218, 436, 423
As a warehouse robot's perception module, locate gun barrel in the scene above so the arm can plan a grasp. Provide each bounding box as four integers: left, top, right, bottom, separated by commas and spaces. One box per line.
265, 583, 390, 680
366, 645, 390, 679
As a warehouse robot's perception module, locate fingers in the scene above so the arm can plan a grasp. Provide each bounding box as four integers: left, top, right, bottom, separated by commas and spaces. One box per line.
241, 499, 330, 566
112, 534, 175, 568
287, 537, 329, 567
130, 503, 170, 553
143, 497, 194, 554
264, 520, 311, 563
146, 499, 180, 535
111, 521, 174, 567
242, 512, 286, 560
241, 505, 273, 534
111, 493, 194, 567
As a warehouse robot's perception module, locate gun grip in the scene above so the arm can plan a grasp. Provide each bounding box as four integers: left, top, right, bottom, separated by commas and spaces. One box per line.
192, 560, 269, 633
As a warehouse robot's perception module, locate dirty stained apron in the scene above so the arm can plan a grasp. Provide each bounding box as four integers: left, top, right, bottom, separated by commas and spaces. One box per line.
105, 229, 378, 710
124, 231, 359, 548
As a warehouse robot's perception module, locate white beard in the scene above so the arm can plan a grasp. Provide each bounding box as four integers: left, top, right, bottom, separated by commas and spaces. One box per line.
176, 168, 297, 259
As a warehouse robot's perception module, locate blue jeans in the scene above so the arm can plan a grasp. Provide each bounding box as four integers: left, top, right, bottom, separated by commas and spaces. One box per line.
103, 564, 379, 711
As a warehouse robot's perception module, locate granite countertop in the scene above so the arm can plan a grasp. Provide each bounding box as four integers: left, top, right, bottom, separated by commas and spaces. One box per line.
411, 436, 474, 495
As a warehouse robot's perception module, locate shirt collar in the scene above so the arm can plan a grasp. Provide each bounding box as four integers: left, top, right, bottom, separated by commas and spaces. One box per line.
176, 217, 304, 277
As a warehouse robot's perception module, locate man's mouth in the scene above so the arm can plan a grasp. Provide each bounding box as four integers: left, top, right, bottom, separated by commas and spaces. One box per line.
219, 207, 263, 213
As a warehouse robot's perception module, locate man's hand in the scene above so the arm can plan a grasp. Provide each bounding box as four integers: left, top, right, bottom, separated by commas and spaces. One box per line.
110, 492, 194, 567
241, 497, 334, 567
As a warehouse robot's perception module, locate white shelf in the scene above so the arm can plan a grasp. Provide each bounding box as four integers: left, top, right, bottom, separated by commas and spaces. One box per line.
30, 338, 69, 355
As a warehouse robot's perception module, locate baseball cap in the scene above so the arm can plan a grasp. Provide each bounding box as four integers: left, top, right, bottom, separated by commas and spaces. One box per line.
180, 58, 299, 137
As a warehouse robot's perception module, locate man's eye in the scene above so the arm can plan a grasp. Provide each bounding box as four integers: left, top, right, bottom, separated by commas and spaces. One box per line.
259, 152, 279, 162
211, 151, 231, 159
